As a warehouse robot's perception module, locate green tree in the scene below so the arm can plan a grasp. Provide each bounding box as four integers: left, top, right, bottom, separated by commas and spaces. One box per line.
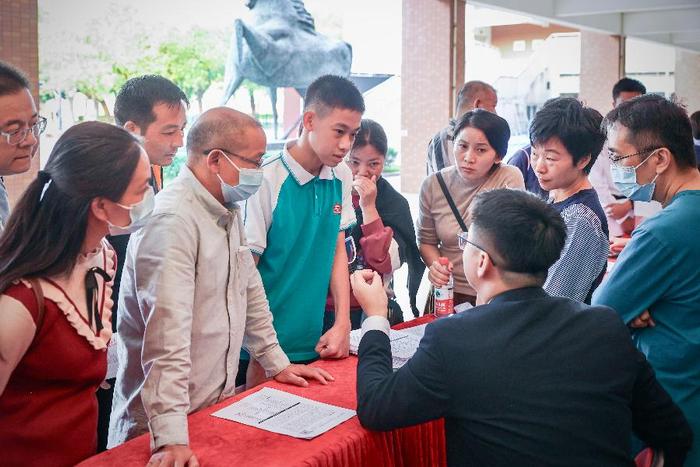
39, 4, 155, 122
153, 28, 227, 113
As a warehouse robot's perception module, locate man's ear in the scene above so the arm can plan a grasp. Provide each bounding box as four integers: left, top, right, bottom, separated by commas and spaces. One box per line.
654, 148, 672, 174
476, 252, 489, 279
205, 150, 222, 174
302, 110, 315, 132
123, 121, 141, 135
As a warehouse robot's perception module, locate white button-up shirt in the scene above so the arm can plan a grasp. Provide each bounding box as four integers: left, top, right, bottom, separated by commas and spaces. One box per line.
108, 166, 289, 451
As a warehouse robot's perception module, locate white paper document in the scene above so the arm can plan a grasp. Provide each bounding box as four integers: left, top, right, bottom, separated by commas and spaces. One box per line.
211, 387, 356, 439
349, 324, 427, 369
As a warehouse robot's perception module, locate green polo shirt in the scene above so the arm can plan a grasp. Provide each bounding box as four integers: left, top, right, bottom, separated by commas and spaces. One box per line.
243, 142, 355, 361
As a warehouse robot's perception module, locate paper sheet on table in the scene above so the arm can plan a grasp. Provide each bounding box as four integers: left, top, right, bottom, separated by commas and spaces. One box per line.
349, 324, 427, 369
211, 387, 355, 439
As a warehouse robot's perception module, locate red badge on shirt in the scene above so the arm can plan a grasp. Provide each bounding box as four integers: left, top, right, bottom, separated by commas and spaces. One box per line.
333, 203, 342, 215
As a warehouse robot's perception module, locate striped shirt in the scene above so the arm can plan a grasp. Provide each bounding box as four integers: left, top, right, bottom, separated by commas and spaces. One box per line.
544, 188, 609, 303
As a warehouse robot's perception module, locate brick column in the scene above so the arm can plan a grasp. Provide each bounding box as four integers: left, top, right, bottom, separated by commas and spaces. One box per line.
579, 31, 622, 116
401, 0, 465, 193
0, 0, 40, 208
675, 49, 700, 114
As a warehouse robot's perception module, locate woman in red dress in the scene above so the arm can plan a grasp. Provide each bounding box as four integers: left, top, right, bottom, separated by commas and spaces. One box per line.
0, 121, 154, 466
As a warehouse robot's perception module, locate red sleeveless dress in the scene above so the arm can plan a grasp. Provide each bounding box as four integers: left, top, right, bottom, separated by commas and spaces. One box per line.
0, 243, 114, 466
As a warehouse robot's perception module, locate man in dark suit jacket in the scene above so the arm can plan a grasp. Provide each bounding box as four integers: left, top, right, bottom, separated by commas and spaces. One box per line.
351, 189, 693, 467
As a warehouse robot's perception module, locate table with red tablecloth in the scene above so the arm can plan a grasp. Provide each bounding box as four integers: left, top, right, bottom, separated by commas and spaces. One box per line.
80, 315, 445, 467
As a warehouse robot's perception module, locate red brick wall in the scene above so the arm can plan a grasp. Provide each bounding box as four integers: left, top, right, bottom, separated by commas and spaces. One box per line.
401, 0, 465, 193
0, 0, 39, 208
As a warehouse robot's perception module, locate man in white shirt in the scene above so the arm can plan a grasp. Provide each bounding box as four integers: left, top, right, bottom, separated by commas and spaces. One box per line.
109, 107, 332, 466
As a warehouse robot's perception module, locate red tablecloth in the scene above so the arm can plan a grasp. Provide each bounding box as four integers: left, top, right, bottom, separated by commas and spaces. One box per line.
80, 315, 444, 467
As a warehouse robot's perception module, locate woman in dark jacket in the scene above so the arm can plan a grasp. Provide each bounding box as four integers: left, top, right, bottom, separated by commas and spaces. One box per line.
325, 119, 424, 330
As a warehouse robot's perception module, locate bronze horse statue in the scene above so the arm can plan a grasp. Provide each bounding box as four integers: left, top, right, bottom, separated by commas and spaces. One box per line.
221, 0, 353, 137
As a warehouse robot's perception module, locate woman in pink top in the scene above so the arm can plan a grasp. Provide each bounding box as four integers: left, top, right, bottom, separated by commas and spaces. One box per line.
0, 122, 153, 466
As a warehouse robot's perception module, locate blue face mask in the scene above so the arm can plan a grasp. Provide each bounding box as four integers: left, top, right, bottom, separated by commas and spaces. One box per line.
610, 151, 659, 202
217, 153, 264, 204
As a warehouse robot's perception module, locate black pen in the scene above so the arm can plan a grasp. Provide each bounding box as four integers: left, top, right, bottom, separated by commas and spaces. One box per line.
258, 402, 300, 424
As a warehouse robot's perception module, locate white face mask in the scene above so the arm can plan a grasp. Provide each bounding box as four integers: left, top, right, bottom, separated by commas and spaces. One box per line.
107, 187, 155, 236
217, 153, 264, 204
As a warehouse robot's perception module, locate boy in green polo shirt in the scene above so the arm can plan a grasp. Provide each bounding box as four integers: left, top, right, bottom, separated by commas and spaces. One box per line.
242, 75, 364, 385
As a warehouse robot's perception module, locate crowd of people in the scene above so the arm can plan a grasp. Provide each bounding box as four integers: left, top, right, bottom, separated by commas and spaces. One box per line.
0, 58, 698, 467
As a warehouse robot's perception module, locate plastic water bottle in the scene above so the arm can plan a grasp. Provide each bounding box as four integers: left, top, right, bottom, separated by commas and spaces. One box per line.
434, 257, 454, 317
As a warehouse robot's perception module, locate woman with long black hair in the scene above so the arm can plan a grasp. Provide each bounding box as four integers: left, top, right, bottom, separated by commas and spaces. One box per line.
0, 121, 153, 466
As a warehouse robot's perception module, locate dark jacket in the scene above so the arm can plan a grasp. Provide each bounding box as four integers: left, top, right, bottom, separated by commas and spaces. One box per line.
357, 287, 693, 467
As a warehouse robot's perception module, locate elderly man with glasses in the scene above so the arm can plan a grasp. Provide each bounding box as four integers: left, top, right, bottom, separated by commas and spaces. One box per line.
351, 188, 693, 467
0, 61, 45, 230
109, 107, 332, 467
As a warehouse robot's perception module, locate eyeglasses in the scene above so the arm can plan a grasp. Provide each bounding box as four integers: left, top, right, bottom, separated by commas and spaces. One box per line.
1, 117, 47, 145
608, 147, 660, 167
457, 231, 498, 267
204, 148, 263, 169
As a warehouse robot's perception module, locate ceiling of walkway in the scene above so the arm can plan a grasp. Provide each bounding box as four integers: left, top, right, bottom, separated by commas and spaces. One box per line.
472, 0, 700, 53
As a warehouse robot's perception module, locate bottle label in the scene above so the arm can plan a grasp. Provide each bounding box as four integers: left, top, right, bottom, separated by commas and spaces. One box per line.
434, 287, 454, 317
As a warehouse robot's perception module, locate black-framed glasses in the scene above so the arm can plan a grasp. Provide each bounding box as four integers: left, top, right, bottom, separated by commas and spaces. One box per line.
607, 147, 660, 167
457, 231, 497, 267
1, 116, 47, 145
203, 148, 263, 169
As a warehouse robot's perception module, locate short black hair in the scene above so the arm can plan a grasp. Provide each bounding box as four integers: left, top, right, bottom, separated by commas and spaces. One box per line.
529, 97, 605, 173
604, 94, 696, 170
612, 78, 646, 101
453, 109, 510, 158
0, 60, 30, 97
114, 75, 189, 129
456, 80, 496, 113
352, 119, 387, 156
304, 75, 365, 116
470, 189, 567, 281
690, 111, 700, 140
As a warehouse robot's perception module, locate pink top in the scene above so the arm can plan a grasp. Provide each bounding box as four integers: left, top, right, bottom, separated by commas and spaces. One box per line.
326, 194, 398, 310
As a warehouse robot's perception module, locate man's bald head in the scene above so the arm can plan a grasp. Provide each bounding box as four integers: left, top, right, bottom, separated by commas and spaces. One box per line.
187, 107, 263, 159
456, 81, 497, 116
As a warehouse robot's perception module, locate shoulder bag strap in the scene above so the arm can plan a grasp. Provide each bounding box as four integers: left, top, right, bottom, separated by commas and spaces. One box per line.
435, 172, 468, 232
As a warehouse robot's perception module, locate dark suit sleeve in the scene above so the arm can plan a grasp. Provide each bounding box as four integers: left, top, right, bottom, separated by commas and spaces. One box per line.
630, 349, 693, 467
356, 323, 450, 431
